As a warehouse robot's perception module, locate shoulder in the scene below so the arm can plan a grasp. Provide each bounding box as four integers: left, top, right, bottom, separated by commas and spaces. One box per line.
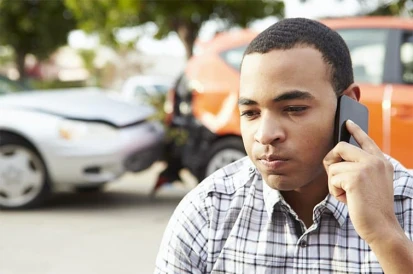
173, 156, 256, 219
155, 157, 258, 272
385, 155, 413, 198
385, 155, 413, 237
199, 156, 256, 196
163, 156, 256, 242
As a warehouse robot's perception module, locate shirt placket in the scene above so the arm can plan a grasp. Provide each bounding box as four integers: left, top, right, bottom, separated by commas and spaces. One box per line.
278, 203, 325, 273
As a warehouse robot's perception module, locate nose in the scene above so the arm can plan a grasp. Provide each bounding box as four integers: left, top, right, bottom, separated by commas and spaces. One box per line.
254, 113, 286, 145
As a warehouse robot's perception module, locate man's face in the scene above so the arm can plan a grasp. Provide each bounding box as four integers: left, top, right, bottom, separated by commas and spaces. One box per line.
239, 46, 338, 190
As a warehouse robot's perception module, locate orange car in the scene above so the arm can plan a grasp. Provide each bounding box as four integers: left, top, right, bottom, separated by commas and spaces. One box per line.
165, 16, 413, 181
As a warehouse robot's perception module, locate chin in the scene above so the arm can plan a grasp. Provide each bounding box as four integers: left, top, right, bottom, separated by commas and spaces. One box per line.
263, 173, 300, 191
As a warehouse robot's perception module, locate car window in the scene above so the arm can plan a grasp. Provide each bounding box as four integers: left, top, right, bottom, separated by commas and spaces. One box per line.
220, 45, 248, 71
337, 29, 389, 84
401, 32, 413, 84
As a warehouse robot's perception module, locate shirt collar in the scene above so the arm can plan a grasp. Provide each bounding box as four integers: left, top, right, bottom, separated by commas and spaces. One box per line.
321, 195, 348, 226
261, 174, 348, 226
262, 179, 283, 221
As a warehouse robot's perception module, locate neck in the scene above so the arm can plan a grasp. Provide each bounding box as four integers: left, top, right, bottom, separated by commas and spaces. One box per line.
280, 172, 329, 227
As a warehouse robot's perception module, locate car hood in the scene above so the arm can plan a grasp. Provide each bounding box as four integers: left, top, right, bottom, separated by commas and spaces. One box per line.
0, 87, 155, 127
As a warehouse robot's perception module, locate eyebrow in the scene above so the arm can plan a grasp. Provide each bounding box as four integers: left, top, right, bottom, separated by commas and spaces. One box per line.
238, 90, 315, 106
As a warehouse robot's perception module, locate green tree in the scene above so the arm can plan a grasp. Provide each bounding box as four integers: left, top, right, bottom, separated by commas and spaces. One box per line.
0, 0, 76, 80
65, 0, 284, 59
298, 0, 412, 17
365, 0, 412, 16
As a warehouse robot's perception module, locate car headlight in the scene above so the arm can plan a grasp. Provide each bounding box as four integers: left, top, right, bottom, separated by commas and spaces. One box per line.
58, 119, 119, 141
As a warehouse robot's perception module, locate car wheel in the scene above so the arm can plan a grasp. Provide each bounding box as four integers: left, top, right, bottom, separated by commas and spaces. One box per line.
198, 137, 246, 182
0, 133, 49, 209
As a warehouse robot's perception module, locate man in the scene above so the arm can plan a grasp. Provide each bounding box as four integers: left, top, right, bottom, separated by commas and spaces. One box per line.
154, 18, 413, 273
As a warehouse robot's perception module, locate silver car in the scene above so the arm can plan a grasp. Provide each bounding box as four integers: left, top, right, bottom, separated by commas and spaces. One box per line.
0, 84, 165, 209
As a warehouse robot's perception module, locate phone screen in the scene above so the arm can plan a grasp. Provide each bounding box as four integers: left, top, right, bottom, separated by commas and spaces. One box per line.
334, 95, 369, 147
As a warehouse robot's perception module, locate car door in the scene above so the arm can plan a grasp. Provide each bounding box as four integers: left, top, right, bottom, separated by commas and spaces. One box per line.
389, 30, 413, 170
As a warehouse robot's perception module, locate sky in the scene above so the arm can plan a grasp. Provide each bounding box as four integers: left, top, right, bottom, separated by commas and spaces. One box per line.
68, 0, 382, 57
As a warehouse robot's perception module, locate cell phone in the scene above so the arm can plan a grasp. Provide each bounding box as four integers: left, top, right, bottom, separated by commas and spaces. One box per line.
334, 95, 369, 147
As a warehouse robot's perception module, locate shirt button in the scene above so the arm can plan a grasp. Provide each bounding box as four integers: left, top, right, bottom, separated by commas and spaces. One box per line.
299, 240, 308, 248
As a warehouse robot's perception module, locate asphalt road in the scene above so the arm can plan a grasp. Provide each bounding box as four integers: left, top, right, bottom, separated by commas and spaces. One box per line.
0, 163, 197, 274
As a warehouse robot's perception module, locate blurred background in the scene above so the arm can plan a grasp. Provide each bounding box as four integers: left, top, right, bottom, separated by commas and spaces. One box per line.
0, 0, 412, 273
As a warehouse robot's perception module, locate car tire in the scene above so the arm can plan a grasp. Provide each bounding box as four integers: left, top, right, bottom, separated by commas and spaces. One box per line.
197, 137, 247, 182
0, 133, 50, 209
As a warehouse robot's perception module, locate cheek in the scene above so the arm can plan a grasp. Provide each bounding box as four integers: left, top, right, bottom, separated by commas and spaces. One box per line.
241, 124, 252, 148
298, 114, 335, 152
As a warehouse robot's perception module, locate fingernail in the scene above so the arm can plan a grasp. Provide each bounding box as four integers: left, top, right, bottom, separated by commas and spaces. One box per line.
347, 119, 354, 124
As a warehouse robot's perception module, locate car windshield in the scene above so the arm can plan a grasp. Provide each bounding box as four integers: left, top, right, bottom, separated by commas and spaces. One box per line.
220, 45, 248, 71
0, 75, 30, 95
337, 28, 389, 84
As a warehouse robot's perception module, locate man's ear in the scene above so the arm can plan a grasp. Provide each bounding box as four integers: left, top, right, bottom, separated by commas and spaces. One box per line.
341, 83, 361, 101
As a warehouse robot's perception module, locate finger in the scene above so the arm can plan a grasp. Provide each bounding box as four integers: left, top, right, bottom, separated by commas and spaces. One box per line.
323, 146, 343, 169
328, 172, 352, 204
328, 171, 361, 204
326, 161, 360, 177
346, 120, 383, 157
323, 141, 368, 168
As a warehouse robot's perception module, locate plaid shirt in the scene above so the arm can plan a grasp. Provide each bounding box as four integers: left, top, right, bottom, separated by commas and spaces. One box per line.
155, 156, 413, 273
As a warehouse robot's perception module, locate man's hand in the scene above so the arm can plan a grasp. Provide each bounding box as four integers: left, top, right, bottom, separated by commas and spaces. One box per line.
323, 120, 397, 245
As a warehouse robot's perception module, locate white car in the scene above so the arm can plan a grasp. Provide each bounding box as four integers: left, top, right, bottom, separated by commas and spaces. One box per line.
0, 85, 165, 209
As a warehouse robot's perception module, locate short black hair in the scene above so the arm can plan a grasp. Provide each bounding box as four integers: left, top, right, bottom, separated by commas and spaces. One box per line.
243, 18, 353, 96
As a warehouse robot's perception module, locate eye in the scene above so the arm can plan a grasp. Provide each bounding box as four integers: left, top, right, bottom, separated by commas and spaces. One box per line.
284, 106, 308, 113
240, 110, 260, 119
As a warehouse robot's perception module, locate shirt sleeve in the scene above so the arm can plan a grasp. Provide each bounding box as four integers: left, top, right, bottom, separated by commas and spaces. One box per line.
154, 188, 209, 274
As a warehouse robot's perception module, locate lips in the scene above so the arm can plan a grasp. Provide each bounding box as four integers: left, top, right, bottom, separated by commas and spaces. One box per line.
258, 155, 289, 170
259, 155, 289, 162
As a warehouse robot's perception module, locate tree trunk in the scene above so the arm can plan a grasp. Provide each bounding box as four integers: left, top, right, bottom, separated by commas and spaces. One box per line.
15, 50, 26, 81
176, 21, 199, 60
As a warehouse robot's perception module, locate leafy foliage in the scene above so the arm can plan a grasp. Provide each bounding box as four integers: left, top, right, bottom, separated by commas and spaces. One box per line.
65, 0, 284, 58
0, 0, 76, 79
365, 0, 412, 16
64, 0, 141, 46
145, 92, 188, 146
